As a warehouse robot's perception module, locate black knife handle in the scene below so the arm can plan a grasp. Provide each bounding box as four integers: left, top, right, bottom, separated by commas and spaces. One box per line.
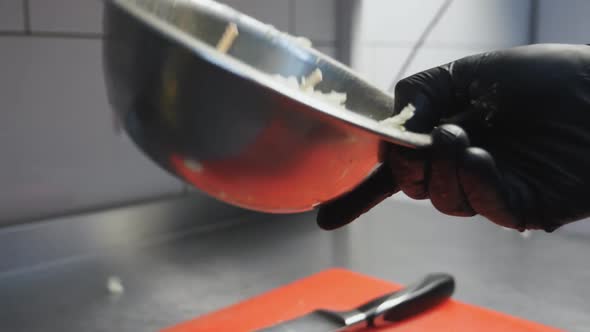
357, 273, 455, 327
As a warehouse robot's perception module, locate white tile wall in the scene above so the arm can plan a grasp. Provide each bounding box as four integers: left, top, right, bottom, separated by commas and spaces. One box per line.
0, 0, 24, 31
537, 0, 590, 44
427, 0, 531, 47
371, 46, 490, 90
316, 45, 336, 59
0, 37, 184, 223
352, 0, 444, 45
350, 0, 530, 91
294, 0, 336, 43
219, 0, 292, 33
352, 0, 530, 47
0, 0, 339, 222
349, 45, 380, 83
354, 46, 490, 91
29, 0, 103, 34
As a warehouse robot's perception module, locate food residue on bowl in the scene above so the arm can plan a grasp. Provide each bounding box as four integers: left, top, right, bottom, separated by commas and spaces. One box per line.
216, 23, 347, 109
216, 22, 416, 132
293, 36, 313, 48
379, 104, 416, 131
301, 68, 323, 90
216, 23, 239, 53
271, 70, 347, 108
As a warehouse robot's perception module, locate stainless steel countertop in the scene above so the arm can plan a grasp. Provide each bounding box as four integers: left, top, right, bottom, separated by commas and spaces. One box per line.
0, 197, 588, 331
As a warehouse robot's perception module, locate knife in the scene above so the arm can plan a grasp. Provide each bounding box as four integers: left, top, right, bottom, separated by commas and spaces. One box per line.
256, 273, 455, 332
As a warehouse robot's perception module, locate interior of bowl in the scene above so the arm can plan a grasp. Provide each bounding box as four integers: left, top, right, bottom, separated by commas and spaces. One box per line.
111, 0, 397, 122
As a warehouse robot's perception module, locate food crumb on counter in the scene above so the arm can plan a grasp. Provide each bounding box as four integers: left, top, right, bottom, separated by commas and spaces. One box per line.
107, 276, 125, 295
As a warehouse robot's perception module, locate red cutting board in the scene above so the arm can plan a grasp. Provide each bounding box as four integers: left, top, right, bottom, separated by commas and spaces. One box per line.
163, 269, 563, 332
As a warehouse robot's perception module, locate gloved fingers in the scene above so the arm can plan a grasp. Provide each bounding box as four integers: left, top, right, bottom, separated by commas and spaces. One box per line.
387, 59, 473, 201
316, 57, 480, 231
458, 147, 524, 230
393, 65, 458, 133
317, 166, 399, 230
428, 125, 476, 217
387, 67, 455, 200
389, 147, 428, 200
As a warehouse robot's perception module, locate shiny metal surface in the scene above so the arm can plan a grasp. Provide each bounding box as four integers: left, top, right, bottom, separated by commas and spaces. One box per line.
1, 198, 589, 332
259, 273, 454, 331
103, 0, 431, 213
256, 310, 346, 332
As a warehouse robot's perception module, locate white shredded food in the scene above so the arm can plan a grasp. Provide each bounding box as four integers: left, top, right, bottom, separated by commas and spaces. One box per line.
271, 69, 348, 108
379, 104, 416, 131
215, 21, 417, 132
216, 22, 347, 109
293, 36, 313, 48
262, 23, 313, 48
301, 69, 323, 90
107, 276, 125, 295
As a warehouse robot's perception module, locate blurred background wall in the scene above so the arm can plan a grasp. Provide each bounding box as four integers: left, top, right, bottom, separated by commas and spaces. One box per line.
1, 0, 589, 229
348, 0, 531, 90
0, 0, 186, 224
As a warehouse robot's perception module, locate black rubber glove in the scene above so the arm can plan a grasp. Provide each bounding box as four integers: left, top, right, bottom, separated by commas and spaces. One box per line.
318, 44, 590, 232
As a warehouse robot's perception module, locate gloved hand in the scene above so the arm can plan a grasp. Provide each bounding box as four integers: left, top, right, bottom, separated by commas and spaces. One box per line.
318, 44, 590, 232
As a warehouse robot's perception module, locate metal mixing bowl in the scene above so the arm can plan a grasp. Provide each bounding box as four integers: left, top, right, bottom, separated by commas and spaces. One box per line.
103, 0, 432, 213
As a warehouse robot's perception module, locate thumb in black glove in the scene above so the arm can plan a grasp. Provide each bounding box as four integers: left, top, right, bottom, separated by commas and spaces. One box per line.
318, 44, 590, 232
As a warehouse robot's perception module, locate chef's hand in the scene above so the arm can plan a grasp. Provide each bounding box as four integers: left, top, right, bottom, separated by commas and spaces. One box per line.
318, 44, 590, 232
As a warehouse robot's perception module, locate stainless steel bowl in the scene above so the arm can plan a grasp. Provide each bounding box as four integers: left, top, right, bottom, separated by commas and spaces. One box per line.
103, 0, 432, 213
